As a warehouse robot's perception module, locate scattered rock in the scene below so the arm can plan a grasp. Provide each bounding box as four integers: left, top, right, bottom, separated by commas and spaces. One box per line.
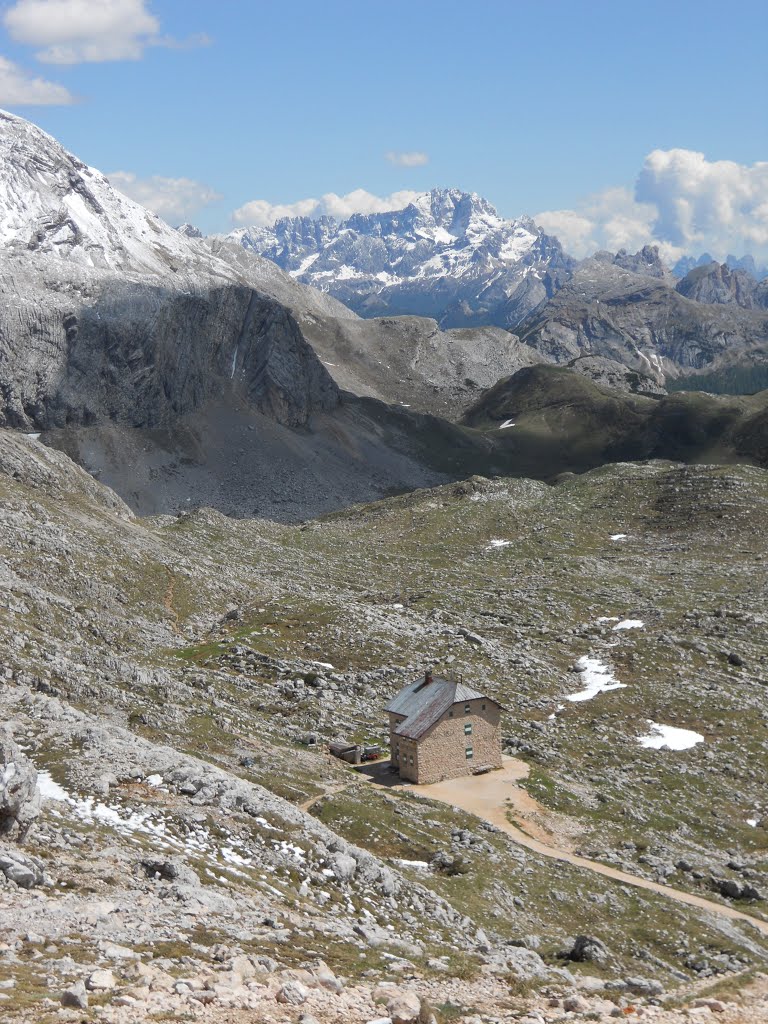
86, 968, 116, 991
0, 847, 46, 888
276, 979, 308, 1005
61, 981, 88, 1009
386, 988, 422, 1024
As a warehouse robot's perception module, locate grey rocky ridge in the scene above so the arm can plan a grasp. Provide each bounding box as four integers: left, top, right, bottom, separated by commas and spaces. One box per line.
1, 107, 768, 1024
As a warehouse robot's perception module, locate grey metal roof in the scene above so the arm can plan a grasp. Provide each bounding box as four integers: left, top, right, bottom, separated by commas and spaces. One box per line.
385, 676, 498, 741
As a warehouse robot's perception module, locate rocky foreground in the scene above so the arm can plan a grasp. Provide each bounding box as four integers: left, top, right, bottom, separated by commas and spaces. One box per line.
0, 431, 767, 1021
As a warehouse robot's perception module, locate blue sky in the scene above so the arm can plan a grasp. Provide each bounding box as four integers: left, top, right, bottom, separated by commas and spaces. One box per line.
1, 0, 767, 257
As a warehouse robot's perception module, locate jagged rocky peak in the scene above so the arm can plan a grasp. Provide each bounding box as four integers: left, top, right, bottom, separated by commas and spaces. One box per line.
176, 222, 203, 238
590, 245, 671, 280
676, 260, 768, 309
224, 187, 575, 329
612, 244, 670, 279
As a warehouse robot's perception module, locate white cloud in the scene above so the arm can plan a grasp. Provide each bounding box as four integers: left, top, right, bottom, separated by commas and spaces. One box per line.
3, 0, 206, 63
231, 188, 422, 228
385, 150, 429, 168
108, 171, 221, 222
0, 55, 74, 104
536, 187, 658, 258
231, 197, 321, 228
536, 149, 768, 261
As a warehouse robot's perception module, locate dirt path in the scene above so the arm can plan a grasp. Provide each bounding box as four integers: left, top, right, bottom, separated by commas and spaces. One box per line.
405, 757, 768, 938
299, 782, 353, 813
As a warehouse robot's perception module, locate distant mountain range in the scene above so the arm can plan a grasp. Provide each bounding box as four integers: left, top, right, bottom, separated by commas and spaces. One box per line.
2, 107, 768, 526
673, 252, 768, 281
221, 189, 575, 330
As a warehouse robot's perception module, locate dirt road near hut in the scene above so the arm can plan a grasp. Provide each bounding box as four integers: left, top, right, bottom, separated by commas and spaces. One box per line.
382, 757, 768, 938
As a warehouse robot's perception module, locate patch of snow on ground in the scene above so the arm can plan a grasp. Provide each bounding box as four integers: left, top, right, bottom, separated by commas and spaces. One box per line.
37, 770, 69, 802
610, 533, 628, 541
597, 616, 620, 623
499, 419, 516, 429
145, 774, 163, 787
613, 619, 645, 631
487, 539, 511, 549
637, 722, 704, 750
566, 656, 626, 702
392, 859, 430, 871
36, 770, 261, 878
748, 819, 759, 828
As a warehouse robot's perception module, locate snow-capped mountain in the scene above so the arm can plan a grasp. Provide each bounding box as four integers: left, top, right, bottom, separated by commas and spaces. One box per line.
0, 108, 352, 321
223, 188, 575, 329
0, 108, 202, 277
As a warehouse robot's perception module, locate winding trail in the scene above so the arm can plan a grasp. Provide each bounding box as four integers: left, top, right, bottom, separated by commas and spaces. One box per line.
371, 757, 768, 938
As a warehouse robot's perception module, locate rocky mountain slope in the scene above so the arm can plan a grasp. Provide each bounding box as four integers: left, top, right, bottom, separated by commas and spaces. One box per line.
225, 189, 575, 329
0, 110, 557, 515
226, 186, 768, 389
676, 261, 768, 309
1, 431, 768, 1022
515, 254, 768, 386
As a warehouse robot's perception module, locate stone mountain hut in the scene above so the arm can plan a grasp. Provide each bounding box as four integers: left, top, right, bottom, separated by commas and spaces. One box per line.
385, 671, 504, 784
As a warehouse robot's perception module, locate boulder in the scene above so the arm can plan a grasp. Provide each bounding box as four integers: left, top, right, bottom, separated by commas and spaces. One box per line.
0, 848, 46, 888
563, 994, 590, 1012
276, 980, 308, 1005
386, 989, 422, 1024
0, 728, 40, 840
566, 935, 608, 964
331, 852, 357, 881
86, 969, 116, 991
505, 946, 550, 979
314, 960, 343, 992
140, 857, 199, 885
625, 977, 664, 996
61, 981, 88, 1009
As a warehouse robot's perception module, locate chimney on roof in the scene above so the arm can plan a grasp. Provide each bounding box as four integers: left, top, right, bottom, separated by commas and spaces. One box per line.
424, 669, 433, 686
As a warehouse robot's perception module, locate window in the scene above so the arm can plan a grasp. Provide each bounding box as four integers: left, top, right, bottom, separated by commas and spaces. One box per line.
448, 710, 453, 717
409, 755, 414, 765
464, 722, 472, 735
482, 702, 486, 710
464, 703, 471, 714
465, 746, 474, 760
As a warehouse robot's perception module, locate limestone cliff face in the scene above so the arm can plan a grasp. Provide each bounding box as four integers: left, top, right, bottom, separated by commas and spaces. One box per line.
0, 108, 342, 432
0, 257, 339, 432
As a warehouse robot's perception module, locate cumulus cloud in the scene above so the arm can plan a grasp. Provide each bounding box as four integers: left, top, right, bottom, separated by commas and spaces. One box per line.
108, 171, 221, 222
3, 0, 207, 63
232, 188, 422, 228
0, 55, 74, 104
385, 150, 429, 168
536, 187, 657, 259
536, 149, 768, 261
